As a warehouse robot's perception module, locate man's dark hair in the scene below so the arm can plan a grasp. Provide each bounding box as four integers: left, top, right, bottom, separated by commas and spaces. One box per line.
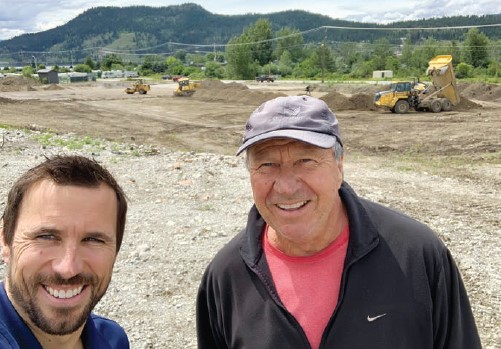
1, 155, 127, 253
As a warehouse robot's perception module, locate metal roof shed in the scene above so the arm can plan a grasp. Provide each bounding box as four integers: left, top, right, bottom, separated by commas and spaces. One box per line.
37, 69, 59, 84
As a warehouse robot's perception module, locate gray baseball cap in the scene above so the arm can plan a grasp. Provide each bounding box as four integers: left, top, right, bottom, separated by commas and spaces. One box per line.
236, 95, 342, 155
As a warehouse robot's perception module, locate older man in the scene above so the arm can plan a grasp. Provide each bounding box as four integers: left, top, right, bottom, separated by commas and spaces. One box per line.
197, 95, 481, 349
0, 155, 129, 349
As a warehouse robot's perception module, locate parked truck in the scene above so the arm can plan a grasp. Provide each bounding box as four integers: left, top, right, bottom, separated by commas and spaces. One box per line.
374, 55, 460, 113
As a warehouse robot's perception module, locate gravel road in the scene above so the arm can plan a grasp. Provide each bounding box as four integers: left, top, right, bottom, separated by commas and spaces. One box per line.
0, 128, 499, 349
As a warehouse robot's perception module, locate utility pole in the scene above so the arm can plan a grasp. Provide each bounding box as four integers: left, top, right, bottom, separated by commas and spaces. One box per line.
321, 43, 325, 84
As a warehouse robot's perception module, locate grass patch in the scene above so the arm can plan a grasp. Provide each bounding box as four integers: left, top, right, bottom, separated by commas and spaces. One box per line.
0, 123, 14, 129
33, 133, 104, 151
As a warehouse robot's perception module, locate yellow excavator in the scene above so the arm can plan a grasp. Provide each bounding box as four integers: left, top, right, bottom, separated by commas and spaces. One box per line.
374, 55, 460, 113
173, 77, 200, 97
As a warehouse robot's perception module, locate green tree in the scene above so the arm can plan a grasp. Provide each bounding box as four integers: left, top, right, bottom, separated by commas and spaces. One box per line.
84, 56, 95, 69
274, 27, 304, 63
73, 64, 92, 73
314, 43, 336, 80
141, 55, 166, 74
174, 50, 187, 63
333, 42, 363, 75
371, 38, 394, 70
278, 50, 293, 77
204, 61, 225, 78
225, 35, 256, 79
463, 28, 490, 68
245, 18, 273, 66
292, 56, 320, 78
455, 62, 474, 78
22, 66, 35, 78
165, 56, 184, 75
101, 54, 123, 70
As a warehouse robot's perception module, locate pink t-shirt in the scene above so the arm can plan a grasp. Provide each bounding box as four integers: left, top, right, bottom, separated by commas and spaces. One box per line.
264, 225, 349, 349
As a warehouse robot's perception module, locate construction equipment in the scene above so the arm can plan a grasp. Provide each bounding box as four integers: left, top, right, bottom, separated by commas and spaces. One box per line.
173, 77, 200, 97
125, 79, 151, 94
374, 55, 460, 113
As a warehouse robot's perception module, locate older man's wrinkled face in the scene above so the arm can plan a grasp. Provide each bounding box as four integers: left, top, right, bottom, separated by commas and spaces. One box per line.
248, 139, 345, 255
1, 180, 118, 335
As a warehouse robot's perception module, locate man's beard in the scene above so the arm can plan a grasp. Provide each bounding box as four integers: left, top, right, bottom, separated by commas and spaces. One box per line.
8, 270, 109, 335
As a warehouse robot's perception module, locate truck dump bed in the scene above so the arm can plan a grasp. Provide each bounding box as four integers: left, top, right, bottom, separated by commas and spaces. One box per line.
425, 55, 460, 106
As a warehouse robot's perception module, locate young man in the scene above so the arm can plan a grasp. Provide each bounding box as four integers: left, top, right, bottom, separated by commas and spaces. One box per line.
197, 96, 481, 349
0, 155, 129, 349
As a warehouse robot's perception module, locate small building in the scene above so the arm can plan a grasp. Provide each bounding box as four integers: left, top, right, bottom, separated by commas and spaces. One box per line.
372, 70, 393, 79
37, 69, 59, 84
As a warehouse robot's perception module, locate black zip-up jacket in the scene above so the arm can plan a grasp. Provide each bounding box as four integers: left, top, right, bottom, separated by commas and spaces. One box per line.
196, 182, 481, 349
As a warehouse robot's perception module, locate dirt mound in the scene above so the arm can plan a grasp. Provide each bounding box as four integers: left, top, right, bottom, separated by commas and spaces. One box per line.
196, 79, 286, 105
320, 90, 375, 111
348, 93, 377, 111
44, 84, 64, 91
455, 96, 482, 111
458, 82, 501, 101
320, 90, 354, 110
0, 96, 17, 104
0, 76, 42, 92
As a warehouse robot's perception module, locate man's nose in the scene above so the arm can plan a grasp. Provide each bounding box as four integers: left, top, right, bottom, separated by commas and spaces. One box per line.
273, 166, 301, 195
52, 244, 83, 279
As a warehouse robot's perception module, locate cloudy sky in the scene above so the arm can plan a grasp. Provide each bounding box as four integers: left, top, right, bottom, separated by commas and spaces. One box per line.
0, 0, 500, 40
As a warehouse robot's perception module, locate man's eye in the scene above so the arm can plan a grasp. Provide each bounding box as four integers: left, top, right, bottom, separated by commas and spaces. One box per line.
83, 237, 105, 243
36, 234, 55, 240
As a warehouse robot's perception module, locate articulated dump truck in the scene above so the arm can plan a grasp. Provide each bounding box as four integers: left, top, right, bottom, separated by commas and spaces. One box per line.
374, 55, 460, 113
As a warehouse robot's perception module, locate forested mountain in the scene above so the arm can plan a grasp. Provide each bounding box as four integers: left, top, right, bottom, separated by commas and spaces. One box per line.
0, 3, 500, 63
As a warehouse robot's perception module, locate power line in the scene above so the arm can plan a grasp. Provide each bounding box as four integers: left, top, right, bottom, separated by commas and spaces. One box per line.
1, 23, 500, 57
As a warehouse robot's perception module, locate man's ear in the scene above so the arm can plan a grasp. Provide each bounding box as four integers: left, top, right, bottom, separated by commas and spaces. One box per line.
0, 225, 10, 264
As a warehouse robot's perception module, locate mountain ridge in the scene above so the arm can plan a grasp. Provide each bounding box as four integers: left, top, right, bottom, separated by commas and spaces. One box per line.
1, 3, 500, 62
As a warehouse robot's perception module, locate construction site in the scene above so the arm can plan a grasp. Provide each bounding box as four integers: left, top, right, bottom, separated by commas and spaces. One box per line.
0, 75, 500, 348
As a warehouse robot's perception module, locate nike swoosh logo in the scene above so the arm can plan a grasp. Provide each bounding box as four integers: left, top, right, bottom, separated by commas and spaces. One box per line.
367, 313, 387, 322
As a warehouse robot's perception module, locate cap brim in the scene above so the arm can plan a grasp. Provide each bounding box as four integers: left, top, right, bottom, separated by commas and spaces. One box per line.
236, 130, 337, 156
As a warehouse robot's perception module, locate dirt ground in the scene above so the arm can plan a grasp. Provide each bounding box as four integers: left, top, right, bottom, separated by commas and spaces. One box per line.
1, 76, 499, 186
0, 76, 497, 158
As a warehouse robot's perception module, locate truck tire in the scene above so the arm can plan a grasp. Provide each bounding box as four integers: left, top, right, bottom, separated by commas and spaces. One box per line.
394, 100, 410, 114
430, 100, 442, 113
440, 98, 452, 111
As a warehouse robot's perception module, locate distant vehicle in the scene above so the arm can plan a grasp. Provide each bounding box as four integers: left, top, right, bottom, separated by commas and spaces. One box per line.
162, 74, 172, 80
173, 77, 200, 97
125, 79, 151, 94
374, 55, 459, 113
256, 75, 274, 82
102, 70, 124, 79
172, 75, 185, 82
124, 71, 139, 78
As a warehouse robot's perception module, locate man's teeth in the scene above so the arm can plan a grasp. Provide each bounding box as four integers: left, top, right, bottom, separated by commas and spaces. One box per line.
277, 201, 307, 210
45, 286, 84, 299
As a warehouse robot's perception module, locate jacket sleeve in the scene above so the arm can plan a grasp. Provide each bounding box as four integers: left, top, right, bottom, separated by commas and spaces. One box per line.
196, 267, 228, 349
432, 249, 482, 349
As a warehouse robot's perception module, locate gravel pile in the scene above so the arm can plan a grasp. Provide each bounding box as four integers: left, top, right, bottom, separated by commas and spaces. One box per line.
0, 128, 499, 349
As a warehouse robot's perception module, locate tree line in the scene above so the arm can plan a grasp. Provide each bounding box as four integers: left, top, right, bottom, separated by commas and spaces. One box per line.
4, 18, 500, 82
